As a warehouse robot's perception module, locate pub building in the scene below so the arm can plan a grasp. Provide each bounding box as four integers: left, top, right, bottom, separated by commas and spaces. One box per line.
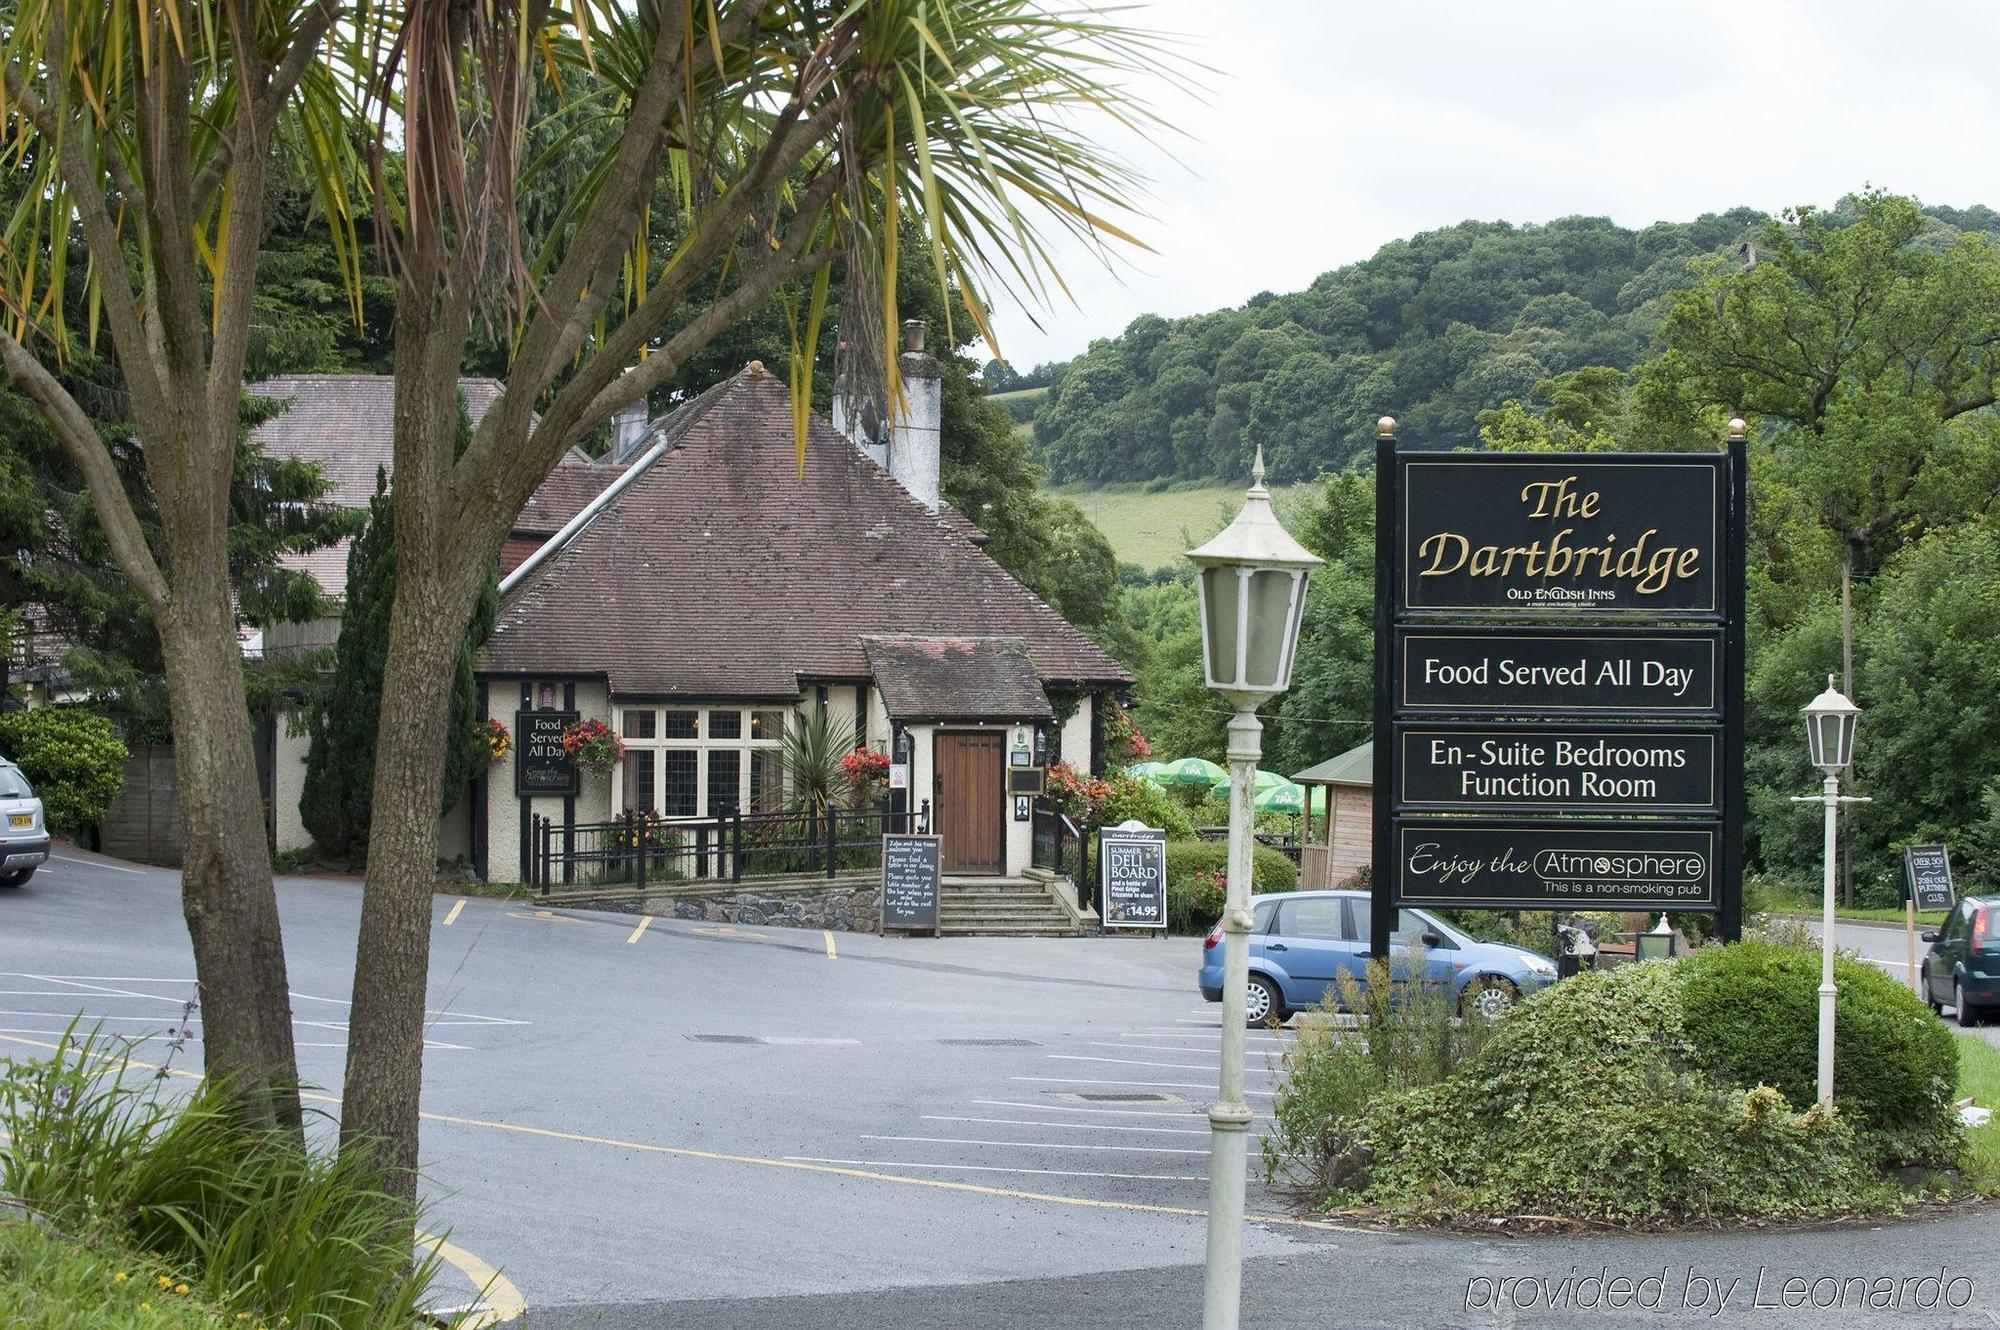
261, 329, 1131, 884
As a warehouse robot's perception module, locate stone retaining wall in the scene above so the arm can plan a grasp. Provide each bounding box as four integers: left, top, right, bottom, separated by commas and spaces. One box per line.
548, 874, 880, 932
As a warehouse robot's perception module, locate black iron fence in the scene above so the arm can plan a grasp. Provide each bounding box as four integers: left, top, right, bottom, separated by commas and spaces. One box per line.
529, 802, 929, 895
1030, 799, 1094, 912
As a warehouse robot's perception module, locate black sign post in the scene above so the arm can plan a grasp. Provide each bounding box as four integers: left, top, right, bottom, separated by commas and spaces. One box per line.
1371, 426, 1747, 959
881, 834, 941, 936
1098, 822, 1168, 934
515, 710, 579, 797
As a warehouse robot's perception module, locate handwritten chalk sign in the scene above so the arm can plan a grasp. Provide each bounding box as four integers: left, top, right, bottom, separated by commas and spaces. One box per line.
881, 834, 941, 935
1903, 845, 1955, 913
1099, 821, 1168, 931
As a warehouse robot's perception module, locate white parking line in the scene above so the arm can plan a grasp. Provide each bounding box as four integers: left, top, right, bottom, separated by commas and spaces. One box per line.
1049, 1054, 1273, 1074
971, 1099, 1228, 1120
861, 1134, 1230, 1156
925, 1115, 1210, 1136
48, 854, 147, 874
1096, 1040, 1294, 1055
786, 1156, 1206, 1182
1011, 1076, 1276, 1097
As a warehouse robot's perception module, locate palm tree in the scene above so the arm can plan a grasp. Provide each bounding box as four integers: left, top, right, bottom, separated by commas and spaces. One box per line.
778, 706, 856, 820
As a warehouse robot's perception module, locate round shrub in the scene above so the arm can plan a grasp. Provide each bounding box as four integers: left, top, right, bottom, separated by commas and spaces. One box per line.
1164, 839, 1297, 933
0, 707, 128, 835
1097, 776, 1197, 839
1677, 940, 1959, 1165
1355, 963, 1883, 1224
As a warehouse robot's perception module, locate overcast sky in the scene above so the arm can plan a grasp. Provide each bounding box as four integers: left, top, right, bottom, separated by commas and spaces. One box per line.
981, 0, 2000, 369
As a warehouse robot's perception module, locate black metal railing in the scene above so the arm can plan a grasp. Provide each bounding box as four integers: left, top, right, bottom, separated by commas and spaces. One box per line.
530, 802, 929, 895
1030, 799, 1093, 912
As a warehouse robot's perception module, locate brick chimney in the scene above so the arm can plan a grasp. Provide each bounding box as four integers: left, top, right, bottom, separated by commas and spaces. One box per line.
889, 319, 942, 513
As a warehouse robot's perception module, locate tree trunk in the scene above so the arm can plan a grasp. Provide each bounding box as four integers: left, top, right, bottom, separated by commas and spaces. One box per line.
158, 553, 304, 1132
337, 544, 481, 1194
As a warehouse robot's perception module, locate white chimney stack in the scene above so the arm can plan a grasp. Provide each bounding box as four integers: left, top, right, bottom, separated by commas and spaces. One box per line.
610, 400, 651, 464
889, 319, 942, 512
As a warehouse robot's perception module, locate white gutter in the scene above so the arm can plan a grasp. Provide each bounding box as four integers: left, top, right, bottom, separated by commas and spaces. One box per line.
498, 433, 671, 597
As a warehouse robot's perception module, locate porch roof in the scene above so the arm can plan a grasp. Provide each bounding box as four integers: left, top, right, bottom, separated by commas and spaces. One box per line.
863, 636, 1054, 724
1293, 740, 1373, 788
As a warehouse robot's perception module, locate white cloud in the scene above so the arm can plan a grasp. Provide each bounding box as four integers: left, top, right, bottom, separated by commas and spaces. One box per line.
979, 0, 2000, 368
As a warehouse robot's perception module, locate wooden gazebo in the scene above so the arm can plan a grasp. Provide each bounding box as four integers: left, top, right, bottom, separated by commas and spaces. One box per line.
1292, 740, 1372, 890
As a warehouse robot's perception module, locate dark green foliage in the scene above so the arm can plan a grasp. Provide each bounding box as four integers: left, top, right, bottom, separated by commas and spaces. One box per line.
1034, 211, 1767, 484
301, 460, 497, 858
1678, 941, 1960, 1165
1094, 775, 1196, 839
1163, 838, 1297, 933
0, 708, 128, 834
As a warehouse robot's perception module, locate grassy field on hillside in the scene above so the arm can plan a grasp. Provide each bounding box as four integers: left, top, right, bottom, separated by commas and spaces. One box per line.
1050, 481, 1303, 570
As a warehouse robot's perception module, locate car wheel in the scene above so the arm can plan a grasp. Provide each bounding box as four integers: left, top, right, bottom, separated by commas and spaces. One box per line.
1461, 976, 1520, 1019
1244, 975, 1284, 1028
1958, 980, 1980, 1028
0, 867, 31, 888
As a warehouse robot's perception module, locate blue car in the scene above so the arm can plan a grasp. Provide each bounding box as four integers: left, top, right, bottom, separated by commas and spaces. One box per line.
1197, 889, 1557, 1025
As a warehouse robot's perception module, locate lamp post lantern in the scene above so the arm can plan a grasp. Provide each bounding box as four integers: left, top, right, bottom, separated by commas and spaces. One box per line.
1187, 447, 1319, 1330
1793, 675, 1866, 1106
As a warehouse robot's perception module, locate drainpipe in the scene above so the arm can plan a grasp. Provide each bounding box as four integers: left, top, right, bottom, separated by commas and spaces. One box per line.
499, 434, 670, 597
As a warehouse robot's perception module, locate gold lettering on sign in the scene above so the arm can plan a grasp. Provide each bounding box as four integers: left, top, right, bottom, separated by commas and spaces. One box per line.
1416, 472, 1703, 596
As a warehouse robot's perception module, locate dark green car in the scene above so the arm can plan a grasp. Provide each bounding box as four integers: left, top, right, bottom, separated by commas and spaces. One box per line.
1920, 894, 2000, 1027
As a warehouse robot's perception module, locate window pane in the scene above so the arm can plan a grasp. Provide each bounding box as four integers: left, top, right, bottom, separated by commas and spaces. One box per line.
752, 710, 786, 741
707, 750, 741, 816
751, 751, 785, 812
622, 751, 656, 812
1283, 898, 1344, 941
708, 709, 743, 740
662, 752, 697, 816
622, 709, 657, 739
664, 710, 698, 740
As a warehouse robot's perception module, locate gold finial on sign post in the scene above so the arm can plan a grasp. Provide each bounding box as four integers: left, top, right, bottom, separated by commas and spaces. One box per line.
1377, 415, 1398, 439
1727, 416, 1747, 441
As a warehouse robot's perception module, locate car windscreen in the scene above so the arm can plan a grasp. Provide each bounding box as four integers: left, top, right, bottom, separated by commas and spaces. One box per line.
0, 767, 33, 798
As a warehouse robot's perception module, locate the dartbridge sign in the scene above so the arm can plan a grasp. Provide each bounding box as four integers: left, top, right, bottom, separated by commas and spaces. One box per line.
1369, 438, 1746, 954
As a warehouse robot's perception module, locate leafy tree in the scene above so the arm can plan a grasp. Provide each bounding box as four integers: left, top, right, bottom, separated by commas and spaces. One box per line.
0, 707, 129, 835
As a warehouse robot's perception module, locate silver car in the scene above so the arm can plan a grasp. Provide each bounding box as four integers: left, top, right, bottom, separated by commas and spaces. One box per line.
0, 760, 50, 886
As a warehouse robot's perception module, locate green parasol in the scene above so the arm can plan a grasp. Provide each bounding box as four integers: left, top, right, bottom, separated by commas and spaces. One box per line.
1125, 760, 1167, 783
1253, 782, 1307, 814
1159, 756, 1228, 787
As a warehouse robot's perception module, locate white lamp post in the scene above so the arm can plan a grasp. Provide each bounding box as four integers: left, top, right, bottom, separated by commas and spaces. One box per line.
1187, 447, 1319, 1330
1793, 675, 1866, 1106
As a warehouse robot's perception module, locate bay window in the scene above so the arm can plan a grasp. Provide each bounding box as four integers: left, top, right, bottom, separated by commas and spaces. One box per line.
615, 705, 787, 819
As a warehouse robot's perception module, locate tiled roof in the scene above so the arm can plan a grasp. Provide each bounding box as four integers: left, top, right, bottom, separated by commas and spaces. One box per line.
247, 374, 599, 598
484, 365, 1133, 698
864, 636, 1054, 722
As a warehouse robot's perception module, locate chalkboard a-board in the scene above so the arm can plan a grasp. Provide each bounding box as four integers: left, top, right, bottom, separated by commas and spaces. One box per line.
881, 834, 941, 935
1904, 845, 1956, 913
1099, 823, 1168, 932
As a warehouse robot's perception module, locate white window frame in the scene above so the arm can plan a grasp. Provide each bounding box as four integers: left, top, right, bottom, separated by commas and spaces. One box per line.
613, 704, 787, 819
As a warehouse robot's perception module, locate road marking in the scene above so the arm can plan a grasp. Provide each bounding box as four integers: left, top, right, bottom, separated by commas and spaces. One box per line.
443, 900, 467, 927
758, 1036, 861, 1046
416, 1230, 527, 1329
691, 925, 773, 944
786, 1157, 1207, 1182
48, 854, 147, 874
971, 1099, 1222, 1120
823, 930, 838, 959
925, 1114, 1210, 1136
1012, 1076, 1276, 1098
626, 916, 653, 945
0, 1032, 1347, 1233
861, 1134, 1231, 1156
1049, 1053, 1268, 1074
1096, 1040, 1294, 1056
506, 910, 581, 924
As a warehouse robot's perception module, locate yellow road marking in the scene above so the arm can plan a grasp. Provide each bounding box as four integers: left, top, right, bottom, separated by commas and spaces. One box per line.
823, 930, 837, 959
417, 1229, 527, 1327
626, 916, 652, 945
692, 925, 770, 944
505, 910, 579, 924
443, 900, 467, 928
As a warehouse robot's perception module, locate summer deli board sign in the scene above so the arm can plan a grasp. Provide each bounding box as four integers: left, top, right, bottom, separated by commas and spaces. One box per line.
1398, 630, 1718, 716
1397, 822, 1718, 910
515, 710, 579, 796
1399, 457, 1722, 614
1099, 824, 1168, 931
1397, 726, 1719, 813
881, 834, 941, 934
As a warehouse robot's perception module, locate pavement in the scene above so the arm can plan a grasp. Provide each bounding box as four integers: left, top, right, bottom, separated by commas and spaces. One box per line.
2, 848, 1998, 1327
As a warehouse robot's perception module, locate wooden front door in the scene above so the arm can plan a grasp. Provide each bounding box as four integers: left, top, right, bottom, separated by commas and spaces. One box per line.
934, 731, 1005, 874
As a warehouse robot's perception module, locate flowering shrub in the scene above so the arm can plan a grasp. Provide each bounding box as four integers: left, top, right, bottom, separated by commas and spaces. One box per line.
561, 718, 624, 772
1104, 706, 1152, 767
483, 717, 512, 762
1044, 760, 1113, 826
623, 809, 683, 850
839, 746, 891, 804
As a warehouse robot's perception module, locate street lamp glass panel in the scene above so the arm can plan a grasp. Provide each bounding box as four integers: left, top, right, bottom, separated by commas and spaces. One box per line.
1806, 709, 1857, 772
1243, 567, 1303, 691
1199, 565, 1242, 689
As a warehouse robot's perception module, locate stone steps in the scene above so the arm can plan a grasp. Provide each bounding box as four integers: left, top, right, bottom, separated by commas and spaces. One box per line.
936, 877, 1083, 937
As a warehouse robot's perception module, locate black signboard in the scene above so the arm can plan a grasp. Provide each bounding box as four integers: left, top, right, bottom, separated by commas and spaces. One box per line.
1397, 726, 1719, 813
1396, 821, 1719, 910
881, 834, 941, 934
1903, 845, 1955, 913
1400, 456, 1722, 615
515, 709, 579, 796
1099, 825, 1168, 931
1398, 629, 1718, 716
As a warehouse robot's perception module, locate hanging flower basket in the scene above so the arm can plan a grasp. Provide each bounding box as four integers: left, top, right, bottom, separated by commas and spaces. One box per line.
484, 717, 512, 763
562, 718, 624, 773
839, 746, 892, 804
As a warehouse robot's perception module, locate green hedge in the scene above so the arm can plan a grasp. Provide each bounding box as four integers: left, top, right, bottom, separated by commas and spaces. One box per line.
1164, 838, 1297, 933
1678, 940, 1960, 1165
1098, 776, 1197, 839
0, 708, 128, 835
